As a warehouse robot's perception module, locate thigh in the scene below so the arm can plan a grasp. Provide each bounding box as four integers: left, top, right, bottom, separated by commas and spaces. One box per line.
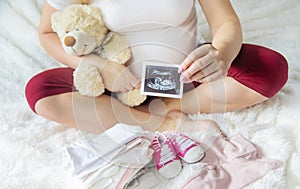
227, 43, 288, 98
185, 77, 268, 113
182, 43, 288, 113
25, 67, 75, 113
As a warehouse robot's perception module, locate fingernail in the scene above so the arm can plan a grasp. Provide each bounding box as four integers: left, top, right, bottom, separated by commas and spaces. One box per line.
180, 76, 187, 82
183, 78, 190, 83
178, 67, 183, 73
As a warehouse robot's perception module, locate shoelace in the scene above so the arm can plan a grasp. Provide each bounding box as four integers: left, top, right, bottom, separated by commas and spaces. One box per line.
174, 135, 195, 153
153, 137, 177, 165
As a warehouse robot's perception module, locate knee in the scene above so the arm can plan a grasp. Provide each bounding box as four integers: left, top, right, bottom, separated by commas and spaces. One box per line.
35, 95, 77, 128
25, 72, 48, 113
248, 44, 289, 97
34, 97, 63, 123
274, 52, 289, 89
198, 119, 221, 131
204, 120, 219, 128
25, 72, 55, 113
262, 49, 289, 98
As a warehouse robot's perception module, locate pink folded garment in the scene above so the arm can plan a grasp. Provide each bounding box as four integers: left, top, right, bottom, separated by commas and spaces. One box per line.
181, 134, 281, 189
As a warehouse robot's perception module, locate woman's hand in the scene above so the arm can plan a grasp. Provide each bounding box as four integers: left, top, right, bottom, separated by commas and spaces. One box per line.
179, 44, 228, 83
100, 61, 140, 92
81, 54, 140, 92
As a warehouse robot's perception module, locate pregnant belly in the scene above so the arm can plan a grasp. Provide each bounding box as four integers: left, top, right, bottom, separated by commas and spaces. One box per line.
127, 44, 187, 79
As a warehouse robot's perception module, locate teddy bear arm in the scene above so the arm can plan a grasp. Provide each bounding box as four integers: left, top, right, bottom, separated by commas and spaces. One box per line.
116, 89, 147, 107
101, 32, 132, 64
73, 63, 105, 97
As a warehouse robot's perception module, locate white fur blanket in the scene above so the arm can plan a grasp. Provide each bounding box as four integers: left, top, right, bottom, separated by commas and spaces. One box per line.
0, 0, 300, 188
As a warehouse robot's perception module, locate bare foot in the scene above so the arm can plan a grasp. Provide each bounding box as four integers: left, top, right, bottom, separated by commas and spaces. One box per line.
177, 119, 222, 134
134, 97, 168, 115
157, 116, 225, 137
167, 110, 190, 121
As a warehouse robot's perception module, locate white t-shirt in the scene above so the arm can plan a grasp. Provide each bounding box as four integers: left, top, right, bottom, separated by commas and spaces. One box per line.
48, 0, 199, 79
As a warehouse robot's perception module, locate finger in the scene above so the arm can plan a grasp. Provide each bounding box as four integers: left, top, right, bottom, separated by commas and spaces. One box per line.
189, 71, 205, 82
112, 84, 124, 92
130, 78, 140, 88
120, 78, 135, 91
180, 55, 214, 82
190, 62, 222, 83
199, 70, 223, 83
179, 45, 210, 73
113, 79, 130, 92
125, 84, 134, 91
119, 86, 129, 92
132, 81, 141, 89
122, 69, 139, 87
200, 62, 219, 77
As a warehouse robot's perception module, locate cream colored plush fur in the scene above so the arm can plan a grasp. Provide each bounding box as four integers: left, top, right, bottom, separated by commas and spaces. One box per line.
51, 4, 146, 106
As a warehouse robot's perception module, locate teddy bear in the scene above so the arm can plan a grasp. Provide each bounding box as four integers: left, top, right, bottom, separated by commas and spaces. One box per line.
50, 4, 147, 107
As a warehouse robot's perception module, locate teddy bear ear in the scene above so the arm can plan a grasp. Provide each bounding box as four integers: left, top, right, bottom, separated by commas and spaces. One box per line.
50, 11, 64, 35
80, 0, 90, 4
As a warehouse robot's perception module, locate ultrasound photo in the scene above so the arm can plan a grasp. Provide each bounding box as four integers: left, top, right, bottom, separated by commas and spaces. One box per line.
141, 61, 183, 98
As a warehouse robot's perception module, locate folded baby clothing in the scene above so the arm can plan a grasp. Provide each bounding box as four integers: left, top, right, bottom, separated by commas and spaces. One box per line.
86, 137, 153, 189
62, 123, 154, 189
180, 134, 281, 189
63, 123, 280, 189
125, 166, 168, 189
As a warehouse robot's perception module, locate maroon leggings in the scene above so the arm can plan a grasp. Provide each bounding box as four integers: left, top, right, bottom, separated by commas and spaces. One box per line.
25, 44, 288, 113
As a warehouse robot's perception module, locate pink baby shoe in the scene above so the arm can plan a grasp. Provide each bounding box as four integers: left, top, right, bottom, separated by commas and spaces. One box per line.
169, 132, 205, 163
152, 133, 182, 178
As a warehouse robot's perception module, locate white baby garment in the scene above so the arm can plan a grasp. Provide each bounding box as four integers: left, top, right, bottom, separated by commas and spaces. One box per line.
62, 123, 153, 189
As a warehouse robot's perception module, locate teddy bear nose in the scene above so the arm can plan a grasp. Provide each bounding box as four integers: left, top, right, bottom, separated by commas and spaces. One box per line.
64, 36, 76, 47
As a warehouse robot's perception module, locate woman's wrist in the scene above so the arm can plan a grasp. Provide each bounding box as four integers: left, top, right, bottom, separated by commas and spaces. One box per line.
215, 45, 230, 70
211, 41, 240, 70
211, 20, 242, 68
80, 54, 108, 71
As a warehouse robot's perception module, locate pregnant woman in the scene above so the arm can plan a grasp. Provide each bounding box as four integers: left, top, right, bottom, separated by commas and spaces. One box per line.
25, 0, 288, 133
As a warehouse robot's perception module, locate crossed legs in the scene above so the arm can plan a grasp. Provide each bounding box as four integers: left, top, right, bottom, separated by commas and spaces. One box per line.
34, 76, 267, 134
28, 44, 287, 134
146, 77, 268, 116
